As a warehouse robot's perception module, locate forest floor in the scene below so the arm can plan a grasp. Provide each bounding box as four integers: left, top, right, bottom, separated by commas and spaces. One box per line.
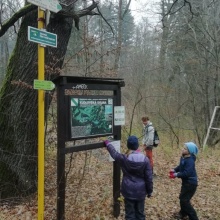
0, 144, 220, 220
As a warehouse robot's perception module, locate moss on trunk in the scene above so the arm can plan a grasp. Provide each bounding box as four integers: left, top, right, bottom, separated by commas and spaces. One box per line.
0, 8, 73, 198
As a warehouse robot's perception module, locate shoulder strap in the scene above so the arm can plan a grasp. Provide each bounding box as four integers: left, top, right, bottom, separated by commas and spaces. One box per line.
145, 125, 153, 133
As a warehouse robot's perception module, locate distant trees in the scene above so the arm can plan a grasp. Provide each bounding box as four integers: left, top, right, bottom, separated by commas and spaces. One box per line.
0, 0, 21, 84
158, 0, 220, 146
63, 0, 135, 77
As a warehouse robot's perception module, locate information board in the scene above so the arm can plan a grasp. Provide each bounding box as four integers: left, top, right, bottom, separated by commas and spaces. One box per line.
70, 97, 113, 138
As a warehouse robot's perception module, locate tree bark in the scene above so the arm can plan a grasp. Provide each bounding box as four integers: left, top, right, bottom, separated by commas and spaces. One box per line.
0, 8, 74, 198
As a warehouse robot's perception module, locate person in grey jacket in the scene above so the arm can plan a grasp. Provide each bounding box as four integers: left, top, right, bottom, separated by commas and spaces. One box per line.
142, 116, 155, 169
104, 136, 153, 220
170, 142, 199, 220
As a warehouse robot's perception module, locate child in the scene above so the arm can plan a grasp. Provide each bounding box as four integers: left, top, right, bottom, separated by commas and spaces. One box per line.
104, 136, 153, 220
170, 142, 199, 220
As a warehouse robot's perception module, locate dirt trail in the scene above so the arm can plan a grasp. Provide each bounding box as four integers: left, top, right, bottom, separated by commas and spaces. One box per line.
0, 147, 220, 219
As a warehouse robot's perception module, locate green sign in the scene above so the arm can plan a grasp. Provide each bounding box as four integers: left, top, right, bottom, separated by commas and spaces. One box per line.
34, 80, 55, 91
28, 26, 57, 47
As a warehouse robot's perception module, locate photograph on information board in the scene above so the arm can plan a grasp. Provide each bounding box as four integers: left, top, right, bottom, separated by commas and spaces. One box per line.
70, 97, 113, 138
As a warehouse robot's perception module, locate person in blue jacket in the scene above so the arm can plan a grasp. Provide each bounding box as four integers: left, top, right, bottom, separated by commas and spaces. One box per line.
170, 142, 199, 220
104, 136, 153, 220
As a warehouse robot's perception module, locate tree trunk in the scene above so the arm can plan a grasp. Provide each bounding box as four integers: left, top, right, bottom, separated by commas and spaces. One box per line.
113, 0, 122, 76
0, 9, 73, 198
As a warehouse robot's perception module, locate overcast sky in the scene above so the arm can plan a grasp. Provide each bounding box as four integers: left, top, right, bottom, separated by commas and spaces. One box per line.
130, 0, 161, 25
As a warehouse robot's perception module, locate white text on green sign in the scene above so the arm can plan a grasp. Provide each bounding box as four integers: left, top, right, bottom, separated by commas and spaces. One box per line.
28, 26, 57, 48
34, 80, 55, 91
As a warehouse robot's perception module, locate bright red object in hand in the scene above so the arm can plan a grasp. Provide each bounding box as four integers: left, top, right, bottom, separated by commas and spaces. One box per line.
169, 171, 175, 179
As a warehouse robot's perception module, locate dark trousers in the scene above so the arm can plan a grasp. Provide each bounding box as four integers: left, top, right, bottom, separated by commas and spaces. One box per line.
179, 183, 199, 220
124, 198, 145, 220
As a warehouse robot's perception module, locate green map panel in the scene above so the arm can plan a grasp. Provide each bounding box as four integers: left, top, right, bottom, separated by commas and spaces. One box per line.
70, 98, 113, 138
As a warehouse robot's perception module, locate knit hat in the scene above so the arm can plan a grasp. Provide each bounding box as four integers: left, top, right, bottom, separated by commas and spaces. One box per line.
184, 142, 198, 156
127, 136, 139, 150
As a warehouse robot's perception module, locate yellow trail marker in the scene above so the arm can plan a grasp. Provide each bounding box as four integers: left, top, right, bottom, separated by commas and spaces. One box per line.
38, 8, 45, 220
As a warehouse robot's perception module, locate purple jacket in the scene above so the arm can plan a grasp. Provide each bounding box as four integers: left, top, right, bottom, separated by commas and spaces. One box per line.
107, 143, 153, 200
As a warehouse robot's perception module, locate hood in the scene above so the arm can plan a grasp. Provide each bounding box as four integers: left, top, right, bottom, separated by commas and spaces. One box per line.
184, 142, 198, 156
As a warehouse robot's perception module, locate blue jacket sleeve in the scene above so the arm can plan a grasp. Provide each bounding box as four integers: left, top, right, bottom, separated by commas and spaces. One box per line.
174, 165, 180, 172
174, 158, 181, 172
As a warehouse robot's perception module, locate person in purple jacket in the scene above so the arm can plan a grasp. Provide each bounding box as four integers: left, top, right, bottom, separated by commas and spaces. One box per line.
170, 142, 199, 220
104, 135, 153, 220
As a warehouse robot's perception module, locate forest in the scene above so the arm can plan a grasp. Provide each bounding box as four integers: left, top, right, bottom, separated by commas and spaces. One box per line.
0, 0, 220, 219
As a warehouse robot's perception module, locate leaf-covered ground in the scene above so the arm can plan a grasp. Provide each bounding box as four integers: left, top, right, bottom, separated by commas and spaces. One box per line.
0, 146, 220, 220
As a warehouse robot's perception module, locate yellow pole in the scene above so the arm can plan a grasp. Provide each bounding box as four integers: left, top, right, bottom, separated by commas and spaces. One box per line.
38, 7, 45, 220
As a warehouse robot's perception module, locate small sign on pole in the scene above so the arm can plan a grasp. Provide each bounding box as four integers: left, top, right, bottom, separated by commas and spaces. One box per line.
28, 26, 57, 47
27, 0, 62, 13
114, 106, 125, 126
34, 79, 55, 90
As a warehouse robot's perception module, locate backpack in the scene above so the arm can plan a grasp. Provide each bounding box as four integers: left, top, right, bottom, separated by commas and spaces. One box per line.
144, 125, 160, 147
153, 129, 160, 147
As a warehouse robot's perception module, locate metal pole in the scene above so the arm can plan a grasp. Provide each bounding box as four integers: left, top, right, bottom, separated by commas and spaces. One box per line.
203, 106, 220, 149
113, 87, 121, 218
57, 85, 66, 220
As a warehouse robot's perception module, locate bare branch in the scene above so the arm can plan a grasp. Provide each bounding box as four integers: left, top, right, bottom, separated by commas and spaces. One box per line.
122, 0, 131, 19
54, 0, 99, 30
207, 0, 217, 7
0, 4, 36, 37
96, 5, 114, 35
162, 0, 195, 28
0, 1, 100, 36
